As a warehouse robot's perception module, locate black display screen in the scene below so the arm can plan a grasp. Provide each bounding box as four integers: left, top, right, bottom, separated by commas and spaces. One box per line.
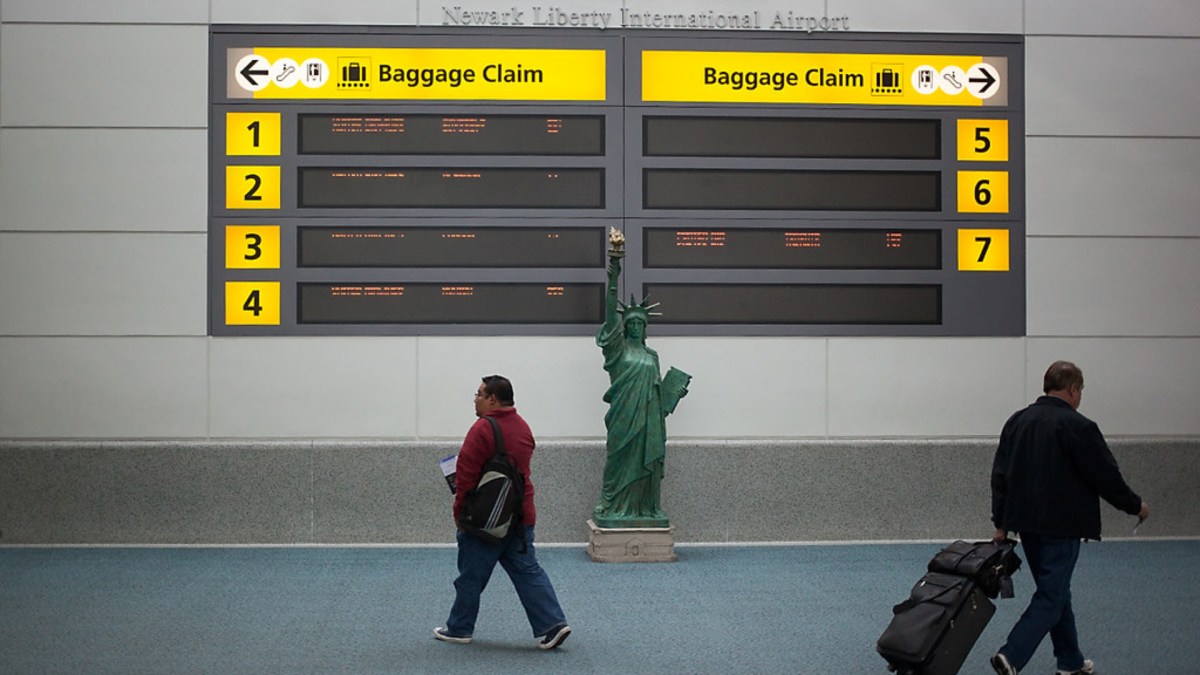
643, 284, 941, 324
298, 226, 606, 267
299, 114, 605, 155
644, 116, 940, 159
643, 169, 940, 211
644, 227, 941, 269
299, 167, 605, 208
298, 282, 604, 324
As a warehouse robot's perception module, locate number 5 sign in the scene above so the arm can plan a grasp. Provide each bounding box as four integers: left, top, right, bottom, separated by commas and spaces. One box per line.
957, 229, 1009, 271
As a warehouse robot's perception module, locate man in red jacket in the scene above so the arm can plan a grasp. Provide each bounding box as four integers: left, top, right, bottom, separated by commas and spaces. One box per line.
989, 361, 1148, 675
434, 375, 571, 650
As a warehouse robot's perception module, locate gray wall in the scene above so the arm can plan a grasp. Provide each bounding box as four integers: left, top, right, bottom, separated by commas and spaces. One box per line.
1, 0, 1198, 544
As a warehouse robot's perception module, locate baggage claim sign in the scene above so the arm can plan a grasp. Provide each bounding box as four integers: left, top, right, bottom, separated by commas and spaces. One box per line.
210, 28, 1023, 336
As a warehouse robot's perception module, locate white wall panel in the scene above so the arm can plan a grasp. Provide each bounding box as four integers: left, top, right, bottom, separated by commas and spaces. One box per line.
828, 338, 1026, 436
0, 233, 206, 336
1027, 238, 1200, 337
0, 25, 207, 127
1027, 37, 1200, 137
209, 337, 419, 437
1026, 0, 1200, 38
0, 129, 207, 232
827, 0, 1021, 34
211, 0, 417, 25
1027, 138, 1200, 238
1026, 338, 1200, 435
652, 337, 828, 437
417, 336, 828, 439
0, 337, 208, 437
1, 0, 207, 23
416, 336, 606, 438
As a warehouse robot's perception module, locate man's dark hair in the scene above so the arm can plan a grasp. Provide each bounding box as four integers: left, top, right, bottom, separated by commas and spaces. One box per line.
481, 375, 514, 406
1043, 360, 1084, 394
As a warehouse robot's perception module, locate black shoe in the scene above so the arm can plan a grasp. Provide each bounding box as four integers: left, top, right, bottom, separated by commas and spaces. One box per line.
990, 652, 1017, 675
538, 624, 571, 650
433, 626, 472, 644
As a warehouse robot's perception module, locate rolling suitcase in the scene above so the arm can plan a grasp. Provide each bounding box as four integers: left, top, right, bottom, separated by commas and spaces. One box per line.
877, 572, 995, 675
878, 540, 1020, 674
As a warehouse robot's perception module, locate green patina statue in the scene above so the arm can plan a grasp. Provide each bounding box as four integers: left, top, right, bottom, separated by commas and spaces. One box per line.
593, 228, 691, 529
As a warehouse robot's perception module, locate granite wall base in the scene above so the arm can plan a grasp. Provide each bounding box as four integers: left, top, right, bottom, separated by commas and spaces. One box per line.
1, 439, 1194, 544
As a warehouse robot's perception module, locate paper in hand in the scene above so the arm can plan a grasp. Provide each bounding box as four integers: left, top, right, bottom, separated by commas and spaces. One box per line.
440, 454, 458, 494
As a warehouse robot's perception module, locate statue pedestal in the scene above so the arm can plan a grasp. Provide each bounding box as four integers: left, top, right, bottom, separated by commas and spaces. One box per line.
586, 519, 676, 563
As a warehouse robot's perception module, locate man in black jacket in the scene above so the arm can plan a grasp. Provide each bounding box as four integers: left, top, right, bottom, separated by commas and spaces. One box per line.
989, 361, 1149, 675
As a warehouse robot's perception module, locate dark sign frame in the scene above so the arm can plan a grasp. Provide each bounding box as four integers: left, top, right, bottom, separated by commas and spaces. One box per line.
209, 26, 1024, 336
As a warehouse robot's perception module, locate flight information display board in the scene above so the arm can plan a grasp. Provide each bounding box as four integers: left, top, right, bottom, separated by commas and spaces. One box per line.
299, 114, 605, 155
643, 227, 941, 270
209, 27, 1024, 336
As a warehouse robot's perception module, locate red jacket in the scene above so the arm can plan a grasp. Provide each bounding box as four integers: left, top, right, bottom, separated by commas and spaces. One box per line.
452, 407, 537, 527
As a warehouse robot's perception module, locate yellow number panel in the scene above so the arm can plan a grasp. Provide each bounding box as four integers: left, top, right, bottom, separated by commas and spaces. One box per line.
225, 225, 280, 269
957, 229, 1009, 271
957, 171, 1009, 213
225, 112, 281, 156
956, 119, 1008, 162
224, 281, 281, 325
225, 165, 281, 209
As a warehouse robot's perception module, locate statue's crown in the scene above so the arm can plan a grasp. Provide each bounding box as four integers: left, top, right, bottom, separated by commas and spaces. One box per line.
617, 294, 662, 321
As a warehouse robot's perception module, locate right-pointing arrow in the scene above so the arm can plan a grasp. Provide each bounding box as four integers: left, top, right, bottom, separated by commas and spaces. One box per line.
969, 69, 996, 94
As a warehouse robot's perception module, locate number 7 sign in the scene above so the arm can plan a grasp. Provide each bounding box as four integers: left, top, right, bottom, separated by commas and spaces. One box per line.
957, 228, 1009, 271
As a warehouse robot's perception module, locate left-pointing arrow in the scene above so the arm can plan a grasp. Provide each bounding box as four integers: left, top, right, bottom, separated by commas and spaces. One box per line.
240, 58, 269, 87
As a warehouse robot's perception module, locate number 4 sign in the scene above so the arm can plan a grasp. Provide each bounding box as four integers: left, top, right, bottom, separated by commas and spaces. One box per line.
224, 281, 281, 325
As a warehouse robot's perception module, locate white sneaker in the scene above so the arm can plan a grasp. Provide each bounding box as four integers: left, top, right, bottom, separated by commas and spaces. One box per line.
1056, 659, 1094, 674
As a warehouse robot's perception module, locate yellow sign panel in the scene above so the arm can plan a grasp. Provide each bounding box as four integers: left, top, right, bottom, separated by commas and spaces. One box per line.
642, 51, 1002, 105
957, 229, 1010, 271
225, 281, 281, 325
225, 225, 280, 269
225, 165, 281, 209
226, 112, 281, 156
957, 171, 1009, 213
234, 48, 606, 101
956, 119, 1009, 162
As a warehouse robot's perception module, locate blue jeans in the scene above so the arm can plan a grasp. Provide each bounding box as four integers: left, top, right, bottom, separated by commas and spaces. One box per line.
999, 533, 1085, 672
446, 525, 567, 638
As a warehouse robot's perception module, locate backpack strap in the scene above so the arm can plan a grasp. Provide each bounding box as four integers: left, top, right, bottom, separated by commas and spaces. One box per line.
485, 416, 508, 460
484, 415, 526, 551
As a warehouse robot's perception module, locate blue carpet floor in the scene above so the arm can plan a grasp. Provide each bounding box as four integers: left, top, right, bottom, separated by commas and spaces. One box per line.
2, 540, 1196, 674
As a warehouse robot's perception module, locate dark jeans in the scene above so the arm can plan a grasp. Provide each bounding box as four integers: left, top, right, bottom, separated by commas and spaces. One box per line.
999, 533, 1085, 671
446, 525, 567, 638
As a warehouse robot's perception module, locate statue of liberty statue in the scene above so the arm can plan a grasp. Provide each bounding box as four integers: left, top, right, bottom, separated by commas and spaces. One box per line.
594, 228, 691, 529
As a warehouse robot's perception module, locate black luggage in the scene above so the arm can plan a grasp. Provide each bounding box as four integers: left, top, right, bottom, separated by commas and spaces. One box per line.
877, 540, 1021, 674
877, 572, 995, 675
927, 539, 1022, 599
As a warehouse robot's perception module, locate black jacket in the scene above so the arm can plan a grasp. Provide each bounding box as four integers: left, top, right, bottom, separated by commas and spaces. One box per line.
991, 396, 1142, 540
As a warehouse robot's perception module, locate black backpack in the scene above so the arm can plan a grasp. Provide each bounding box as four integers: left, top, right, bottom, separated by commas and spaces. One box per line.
457, 416, 525, 546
